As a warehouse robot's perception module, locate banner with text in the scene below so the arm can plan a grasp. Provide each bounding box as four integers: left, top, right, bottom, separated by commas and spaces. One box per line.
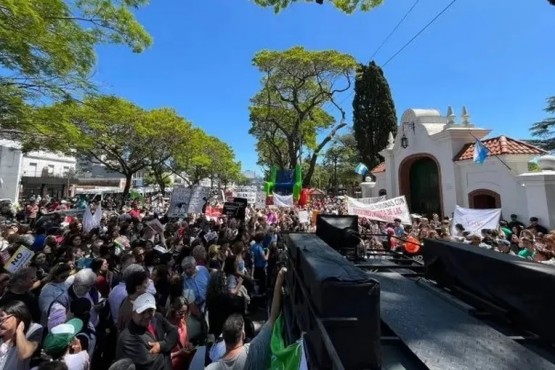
347, 195, 411, 224
234, 186, 258, 205
451, 205, 501, 236
347, 195, 387, 205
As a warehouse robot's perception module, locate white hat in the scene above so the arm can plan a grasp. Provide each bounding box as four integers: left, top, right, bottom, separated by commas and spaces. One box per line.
133, 293, 156, 314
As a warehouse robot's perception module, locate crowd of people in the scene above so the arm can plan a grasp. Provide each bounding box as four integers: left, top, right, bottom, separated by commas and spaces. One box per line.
0, 194, 301, 370
0, 191, 553, 370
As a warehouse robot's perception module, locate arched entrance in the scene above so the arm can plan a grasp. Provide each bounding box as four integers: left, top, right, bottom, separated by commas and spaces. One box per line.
468, 189, 501, 209
399, 154, 442, 217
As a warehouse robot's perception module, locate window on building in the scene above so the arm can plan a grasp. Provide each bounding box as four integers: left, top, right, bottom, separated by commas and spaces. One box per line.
48, 164, 54, 174
29, 162, 37, 176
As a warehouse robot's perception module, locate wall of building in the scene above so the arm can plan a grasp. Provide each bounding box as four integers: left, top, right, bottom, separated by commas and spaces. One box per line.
0, 141, 23, 202
22, 151, 76, 177
455, 158, 530, 220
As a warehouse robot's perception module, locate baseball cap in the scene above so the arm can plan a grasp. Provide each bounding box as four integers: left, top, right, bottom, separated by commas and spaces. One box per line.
133, 293, 157, 314
43, 318, 83, 356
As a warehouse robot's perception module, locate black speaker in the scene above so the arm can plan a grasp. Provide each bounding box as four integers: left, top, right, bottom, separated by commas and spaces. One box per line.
285, 233, 381, 370
316, 214, 360, 252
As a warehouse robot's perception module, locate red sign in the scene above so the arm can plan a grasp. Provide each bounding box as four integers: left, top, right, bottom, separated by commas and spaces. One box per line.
205, 206, 223, 218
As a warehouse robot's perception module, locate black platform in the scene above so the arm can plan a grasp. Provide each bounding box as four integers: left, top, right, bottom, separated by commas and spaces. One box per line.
423, 239, 555, 343
368, 272, 555, 370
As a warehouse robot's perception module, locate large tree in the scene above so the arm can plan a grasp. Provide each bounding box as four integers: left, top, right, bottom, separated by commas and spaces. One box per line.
249, 46, 357, 186
253, 0, 384, 13
169, 129, 242, 187
352, 61, 397, 170
322, 133, 359, 193
0, 0, 151, 131
530, 96, 555, 151
32, 96, 191, 200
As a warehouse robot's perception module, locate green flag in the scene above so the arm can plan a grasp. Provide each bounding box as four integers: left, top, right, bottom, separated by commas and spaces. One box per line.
270, 315, 302, 370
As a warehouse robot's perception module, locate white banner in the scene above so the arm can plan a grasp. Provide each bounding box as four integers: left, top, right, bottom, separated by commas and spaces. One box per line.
451, 205, 501, 236
347, 195, 386, 205
273, 193, 294, 208
347, 195, 411, 224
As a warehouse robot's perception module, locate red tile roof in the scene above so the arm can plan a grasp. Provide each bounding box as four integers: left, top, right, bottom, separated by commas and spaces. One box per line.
454, 135, 546, 161
371, 162, 386, 173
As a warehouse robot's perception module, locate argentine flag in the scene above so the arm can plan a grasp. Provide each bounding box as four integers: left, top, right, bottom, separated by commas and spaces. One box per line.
354, 163, 369, 175
473, 139, 489, 165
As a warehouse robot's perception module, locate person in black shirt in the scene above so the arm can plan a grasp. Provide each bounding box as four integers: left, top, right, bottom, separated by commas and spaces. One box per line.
527, 217, 549, 235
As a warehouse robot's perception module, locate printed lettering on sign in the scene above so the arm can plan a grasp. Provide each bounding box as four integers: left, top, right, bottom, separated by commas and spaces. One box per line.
4, 246, 34, 274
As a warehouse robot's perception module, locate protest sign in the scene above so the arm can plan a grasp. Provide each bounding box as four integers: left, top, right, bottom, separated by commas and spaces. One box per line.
347, 195, 411, 224
167, 186, 207, 217
451, 206, 501, 236
146, 218, 165, 234
205, 205, 223, 219
187, 186, 208, 214
255, 191, 267, 209
167, 186, 192, 218
298, 210, 309, 224
223, 202, 245, 219
234, 186, 257, 204
4, 246, 34, 274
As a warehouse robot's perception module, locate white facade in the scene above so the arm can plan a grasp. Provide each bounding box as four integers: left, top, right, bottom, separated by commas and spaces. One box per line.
22, 150, 76, 178
0, 140, 23, 201
0, 139, 77, 202
371, 108, 546, 225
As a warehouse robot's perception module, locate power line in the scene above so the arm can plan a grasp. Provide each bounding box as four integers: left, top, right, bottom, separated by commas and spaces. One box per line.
382, 0, 459, 67
335, 0, 458, 113
370, 0, 420, 60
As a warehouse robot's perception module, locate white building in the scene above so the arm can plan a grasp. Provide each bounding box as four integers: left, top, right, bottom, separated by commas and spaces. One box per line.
22, 150, 76, 178
0, 139, 77, 202
368, 107, 554, 227
0, 139, 24, 201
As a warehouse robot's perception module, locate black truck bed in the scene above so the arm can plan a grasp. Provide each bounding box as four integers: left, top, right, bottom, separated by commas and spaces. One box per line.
368, 272, 555, 370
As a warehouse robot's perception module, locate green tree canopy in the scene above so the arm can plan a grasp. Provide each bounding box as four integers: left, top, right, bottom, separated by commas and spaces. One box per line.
31, 96, 191, 200
352, 61, 397, 170
323, 133, 359, 192
169, 129, 242, 187
249, 46, 357, 186
530, 96, 555, 151
0, 0, 151, 130
252, 0, 383, 13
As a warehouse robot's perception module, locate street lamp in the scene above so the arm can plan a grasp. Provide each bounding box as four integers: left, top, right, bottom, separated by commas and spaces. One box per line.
400, 121, 415, 149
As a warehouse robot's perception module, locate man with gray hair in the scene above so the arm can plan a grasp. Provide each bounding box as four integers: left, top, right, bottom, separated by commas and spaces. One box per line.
182, 256, 210, 310
47, 268, 101, 330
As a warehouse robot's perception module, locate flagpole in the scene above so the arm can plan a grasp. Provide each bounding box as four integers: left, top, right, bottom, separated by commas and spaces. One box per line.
469, 133, 514, 173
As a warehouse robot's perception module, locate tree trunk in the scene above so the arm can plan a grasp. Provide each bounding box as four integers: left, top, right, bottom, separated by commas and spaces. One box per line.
303, 122, 347, 187
122, 173, 133, 208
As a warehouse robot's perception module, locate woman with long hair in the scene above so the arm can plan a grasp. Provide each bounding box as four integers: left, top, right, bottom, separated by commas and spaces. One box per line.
167, 297, 195, 370
0, 300, 43, 370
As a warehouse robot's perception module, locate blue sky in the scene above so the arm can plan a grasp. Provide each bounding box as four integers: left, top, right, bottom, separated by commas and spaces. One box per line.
94, 0, 555, 174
